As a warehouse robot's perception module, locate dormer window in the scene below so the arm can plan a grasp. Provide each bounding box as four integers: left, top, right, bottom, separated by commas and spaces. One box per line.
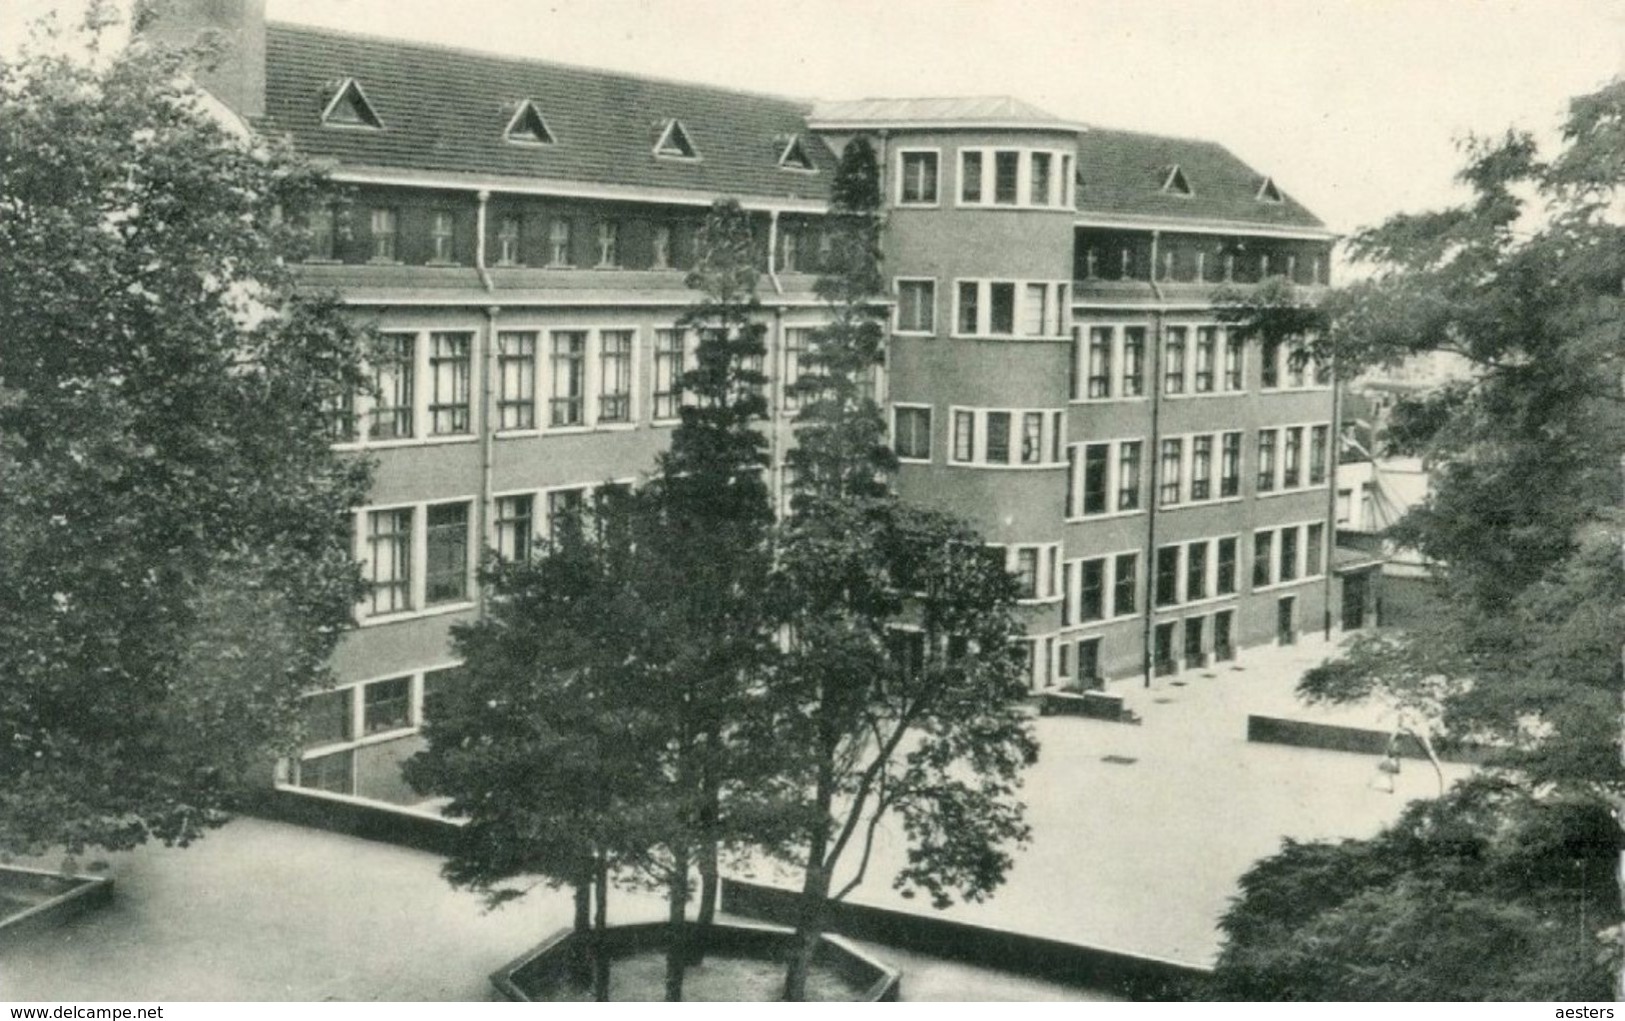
505, 99, 557, 145
654, 119, 699, 160
1160, 165, 1192, 197
777, 134, 816, 172
321, 78, 383, 129
1257, 176, 1285, 203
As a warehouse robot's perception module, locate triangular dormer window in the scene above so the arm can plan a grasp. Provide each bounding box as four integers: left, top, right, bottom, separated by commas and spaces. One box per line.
505, 100, 557, 145
1161, 165, 1192, 197
654, 119, 699, 160
777, 134, 816, 172
1257, 176, 1284, 203
321, 78, 383, 129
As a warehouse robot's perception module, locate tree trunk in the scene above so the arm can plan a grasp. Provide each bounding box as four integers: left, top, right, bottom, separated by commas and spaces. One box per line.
592, 855, 611, 1002
694, 839, 719, 963
784, 762, 836, 1001
570, 874, 593, 986
664, 849, 690, 1002
573, 877, 591, 934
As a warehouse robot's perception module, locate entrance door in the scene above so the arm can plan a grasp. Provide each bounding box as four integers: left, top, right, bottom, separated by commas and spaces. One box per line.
1183, 616, 1205, 667
1153, 622, 1177, 675
1077, 637, 1101, 689
1276, 596, 1297, 646
1343, 572, 1368, 630
1213, 609, 1235, 662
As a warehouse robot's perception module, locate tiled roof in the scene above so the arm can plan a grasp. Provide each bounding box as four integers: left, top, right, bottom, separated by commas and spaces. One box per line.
1074, 127, 1325, 231
259, 23, 836, 203
808, 95, 1079, 129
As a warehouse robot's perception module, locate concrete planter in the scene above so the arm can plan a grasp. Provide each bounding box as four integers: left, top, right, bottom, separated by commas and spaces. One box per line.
0, 866, 113, 949
491, 920, 900, 1002
1039, 689, 1140, 724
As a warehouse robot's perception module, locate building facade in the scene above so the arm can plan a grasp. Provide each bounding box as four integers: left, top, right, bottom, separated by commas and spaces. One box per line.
161, 3, 1341, 807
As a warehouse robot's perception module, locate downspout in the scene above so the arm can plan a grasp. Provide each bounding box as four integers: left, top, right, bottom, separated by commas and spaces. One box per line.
767, 209, 784, 296
1324, 355, 1342, 639
1142, 230, 1164, 688
475, 190, 497, 615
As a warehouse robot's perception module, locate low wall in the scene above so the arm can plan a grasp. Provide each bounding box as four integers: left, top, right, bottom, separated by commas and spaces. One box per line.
1246, 715, 1490, 764
720, 879, 1208, 1001
1038, 690, 1137, 723
0, 868, 113, 950
248, 786, 461, 855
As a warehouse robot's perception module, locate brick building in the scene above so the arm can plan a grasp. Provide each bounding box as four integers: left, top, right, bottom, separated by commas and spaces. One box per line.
160, 2, 1343, 806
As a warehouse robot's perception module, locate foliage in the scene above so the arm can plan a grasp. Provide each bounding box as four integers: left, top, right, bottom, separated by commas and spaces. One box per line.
773, 137, 1036, 999
0, 9, 372, 855
1208, 778, 1621, 1000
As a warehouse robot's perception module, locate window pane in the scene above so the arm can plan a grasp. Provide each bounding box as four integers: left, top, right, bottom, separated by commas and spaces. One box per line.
957, 282, 979, 334
1079, 558, 1104, 621
362, 676, 411, 735
1194, 327, 1216, 392
895, 406, 931, 460
1257, 430, 1277, 492
1220, 432, 1242, 497
953, 409, 975, 461
1121, 327, 1145, 396
899, 280, 934, 332
495, 494, 534, 563
1117, 440, 1142, 511
1022, 283, 1047, 336
429, 332, 471, 435
297, 749, 353, 794
1087, 327, 1112, 398
1253, 530, 1274, 588
989, 283, 1015, 334
1159, 438, 1182, 505
370, 334, 415, 440
993, 151, 1019, 204
599, 330, 633, 423
985, 411, 1011, 463
1306, 523, 1325, 576
1155, 546, 1180, 607
497, 331, 536, 430
1217, 537, 1238, 594
550, 331, 586, 426
654, 328, 685, 420
1083, 443, 1108, 514
366, 508, 412, 615
1030, 152, 1052, 205
1186, 541, 1208, 601
425, 502, 469, 605
549, 218, 572, 266
1020, 412, 1043, 464
1279, 525, 1299, 582
1014, 548, 1039, 599
301, 688, 352, 749
960, 150, 983, 203
1191, 435, 1213, 501
1163, 327, 1187, 394
1113, 553, 1137, 616
901, 152, 938, 204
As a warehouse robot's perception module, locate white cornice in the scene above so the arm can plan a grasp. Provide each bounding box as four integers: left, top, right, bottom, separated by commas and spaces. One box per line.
808, 120, 1087, 134
1073, 211, 1340, 241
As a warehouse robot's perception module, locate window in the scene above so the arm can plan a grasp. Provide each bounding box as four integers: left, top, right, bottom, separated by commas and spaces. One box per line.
1163, 327, 1187, 394
956, 281, 979, 334
1287, 341, 1307, 388
370, 208, 398, 262
993, 151, 1019, 204
1261, 338, 1281, 389
1283, 426, 1303, 488
1253, 530, 1274, 588
1306, 522, 1325, 576
1314, 352, 1332, 386
654, 119, 698, 159
1079, 558, 1105, 622
897, 279, 935, 333
497, 216, 522, 266
1183, 617, 1204, 664
1279, 525, 1299, 582
1222, 332, 1243, 391
505, 100, 556, 144
652, 225, 672, 269
1013, 548, 1040, 600
653, 328, 686, 420
1215, 609, 1235, 660
323, 78, 383, 129
428, 332, 471, 435
1257, 429, 1277, 493
1060, 561, 1076, 625
779, 228, 799, 273
1217, 537, 1238, 595
365, 508, 412, 616
1159, 438, 1183, 506
495, 494, 534, 563
549, 331, 586, 427
1155, 546, 1180, 607
596, 221, 620, 268
547, 488, 587, 538
1113, 553, 1138, 616
985, 411, 1011, 463
1118, 440, 1142, 511
1310, 425, 1329, 485
362, 677, 411, 736
1220, 431, 1242, 497
1194, 327, 1216, 392
1087, 327, 1112, 398
960, 150, 983, 203
1022, 284, 1048, 336
430, 211, 456, 262
894, 406, 931, 461
1030, 152, 1052, 206
1121, 327, 1145, 396
899, 151, 939, 205
598, 330, 633, 423
1191, 435, 1213, 501
370, 334, 414, 440
1017, 412, 1042, 465
778, 135, 815, 171
953, 410, 975, 462
783, 328, 815, 411
1186, 541, 1208, 601
306, 205, 335, 261
420, 665, 466, 724
425, 502, 470, 605
548, 218, 572, 267
497, 331, 536, 430
326, 388, 357, 443
989, 283, 1016, 334
1082, 443, 1109, 515
297, 750, 353, 794
301, 688, 352, 748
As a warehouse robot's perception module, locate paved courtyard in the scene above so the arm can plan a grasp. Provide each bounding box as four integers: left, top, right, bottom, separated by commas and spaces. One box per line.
3, 632, 1463, 999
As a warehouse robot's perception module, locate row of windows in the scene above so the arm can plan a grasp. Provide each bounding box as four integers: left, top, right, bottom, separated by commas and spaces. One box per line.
930, 407, 1067, 468
1153, 521, 1325, 610
1078, 244, 1328, 287
1070, 324, 1330, 402
1026, 604, 1247, 692
897, 147, 1076, 210
332, 326, 864, 446
1003, 543, 1064, 603
1060, 550, 1140, 626
292, 664, 466, 795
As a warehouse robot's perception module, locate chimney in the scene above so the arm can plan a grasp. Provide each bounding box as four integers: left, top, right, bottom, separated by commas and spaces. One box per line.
138, 0, 267, 120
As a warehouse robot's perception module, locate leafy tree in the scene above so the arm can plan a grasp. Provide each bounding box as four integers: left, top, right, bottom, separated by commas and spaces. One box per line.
405, 495, 657, 1001
0, 9, 372, 856
1209, 78, 1625, 998
774, 138, 1038, 1000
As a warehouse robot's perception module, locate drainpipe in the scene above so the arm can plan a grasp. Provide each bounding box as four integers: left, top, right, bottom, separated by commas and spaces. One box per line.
1142, 230, 1164, 688
1324, 356, 1342, 640
766, 209, 784, 296
474, 190, 497, 615
475, 189, 495, 293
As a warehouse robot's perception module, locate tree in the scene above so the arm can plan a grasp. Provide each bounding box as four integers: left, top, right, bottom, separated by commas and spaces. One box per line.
0, 8, 372, 856
1208, 78, 1625, 998
404, 494, 656, 1001
773, 138, 1038, 1000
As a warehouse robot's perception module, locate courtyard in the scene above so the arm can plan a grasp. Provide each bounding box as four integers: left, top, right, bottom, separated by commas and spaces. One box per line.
1, 632, 1466, 1000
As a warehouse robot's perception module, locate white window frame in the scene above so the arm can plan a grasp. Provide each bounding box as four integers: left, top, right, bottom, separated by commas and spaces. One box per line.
491, 323, 642, 437
891, 403, 933, 464
947, 406, 1066, 469
896, 148, 941, 208
1253, 420, 1335, 498
337, 329, 481, 452
1064, 437, 1147, 522
951, 279, 1069, 339
996, 542, 1063, 605
955, 146, 1074, 208
353, 498, 478, 626
894, 277, 937, 336
1250, 519, 1326, 593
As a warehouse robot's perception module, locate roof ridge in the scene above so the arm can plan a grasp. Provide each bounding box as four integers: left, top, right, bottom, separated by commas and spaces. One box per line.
267, 20, 816, 113
1080, 123, 1233, 149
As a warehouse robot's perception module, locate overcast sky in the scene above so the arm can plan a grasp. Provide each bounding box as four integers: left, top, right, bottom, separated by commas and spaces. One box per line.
7, 0, 1624, 238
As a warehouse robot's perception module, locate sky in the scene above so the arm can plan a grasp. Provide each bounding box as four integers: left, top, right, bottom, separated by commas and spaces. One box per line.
5, 0, 1623, 239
